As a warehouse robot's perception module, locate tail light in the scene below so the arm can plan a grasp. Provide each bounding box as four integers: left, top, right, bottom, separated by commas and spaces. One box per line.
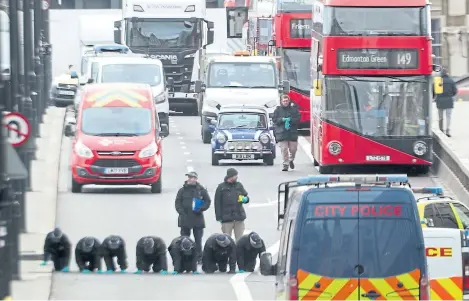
288, 275, 298, 300
419, 274, 430, 300
462, 256, 469, 291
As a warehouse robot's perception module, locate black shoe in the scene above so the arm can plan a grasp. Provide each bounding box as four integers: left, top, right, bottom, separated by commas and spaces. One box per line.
289, 161, 295, 169
446, 132, 452, 137
282, 165, 288, 171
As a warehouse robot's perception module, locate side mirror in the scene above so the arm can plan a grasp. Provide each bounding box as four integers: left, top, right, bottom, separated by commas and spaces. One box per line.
114, 21, 122, 44
210, 119, 217, 125
167, 78, 174, 87
206, 21, 214, 29
64, 123, 76, 137
87, 78, 94, 84
194, 80, 204, 93
70, 71, 78, 79
433, 76, 443, 95
433, 64, 441, 72
207, 30, 214, 46
159, 124, 169, 137
313, 79, 322, 96
281, 80, 290, 94
260, 253, 274, 276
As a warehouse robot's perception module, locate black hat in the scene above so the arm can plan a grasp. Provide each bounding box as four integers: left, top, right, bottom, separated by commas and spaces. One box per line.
249, 232, 263, 249
82, 237, 95, 253
108, 236, 121, 250
143, 237, 155, 254
50, 228, 63, 243
215, 234, 231, 248
226, 168, 238, 178
181, 237, 194, 255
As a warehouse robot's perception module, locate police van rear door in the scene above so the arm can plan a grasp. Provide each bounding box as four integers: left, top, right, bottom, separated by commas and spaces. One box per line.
297, 189, 360, 300
357, 188, 425, 300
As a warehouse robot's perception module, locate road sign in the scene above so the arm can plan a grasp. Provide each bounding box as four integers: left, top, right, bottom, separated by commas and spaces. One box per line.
2, 112, 31, 147
42, 0, 49, 10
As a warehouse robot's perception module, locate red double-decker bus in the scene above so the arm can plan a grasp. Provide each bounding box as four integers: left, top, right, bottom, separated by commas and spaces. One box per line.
310, 0, 437, 174
272, 0, 312, 128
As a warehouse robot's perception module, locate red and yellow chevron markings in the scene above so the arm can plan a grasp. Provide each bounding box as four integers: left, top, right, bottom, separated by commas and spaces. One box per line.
86, 88, 149, 108
297, 269, 422, 300
429, 276, 462, 300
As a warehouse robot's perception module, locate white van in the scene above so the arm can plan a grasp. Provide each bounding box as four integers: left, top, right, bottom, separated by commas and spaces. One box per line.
91, 56, 170, 137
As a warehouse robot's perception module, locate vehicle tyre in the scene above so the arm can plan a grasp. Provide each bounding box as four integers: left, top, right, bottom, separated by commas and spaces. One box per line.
318, 165, 333, 174
313, 158, 319, 166
162, 123, 170, 137
263, 155, 274, 166
211, 154, 219, 166
71, 179, 82, 193
151, 175, 162, 193
419, 165, 430, 174
202, 128, 211, 144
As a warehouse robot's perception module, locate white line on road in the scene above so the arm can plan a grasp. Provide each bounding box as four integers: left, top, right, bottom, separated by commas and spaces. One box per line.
180, 141, 185, 144
176, 132, 181, 135
184, 152, 190, 155
177, 136, 183, 139
186, 159, 193, 163
298, 136, 315, 163
181, 146, 187, 149
186, 166, 194, 172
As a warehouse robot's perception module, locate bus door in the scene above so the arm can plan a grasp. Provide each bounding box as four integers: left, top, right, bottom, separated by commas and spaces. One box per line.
357, 188, 424, 300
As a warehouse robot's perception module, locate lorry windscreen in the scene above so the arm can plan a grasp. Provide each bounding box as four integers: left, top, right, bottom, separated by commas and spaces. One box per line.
298, 190, 422, 278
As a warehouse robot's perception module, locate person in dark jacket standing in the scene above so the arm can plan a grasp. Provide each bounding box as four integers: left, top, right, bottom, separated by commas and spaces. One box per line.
435, 68, 458, 137
40, 228, 71, 272
214, 168, 249, 241
272, 94, 301, 171
175, 171, 211, 263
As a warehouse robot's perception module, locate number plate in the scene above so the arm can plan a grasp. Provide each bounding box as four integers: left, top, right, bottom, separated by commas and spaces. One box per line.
104, 168, 129, 174
366, 155, 390, 161
232, 154, 255, 160
58, 90, 75, 95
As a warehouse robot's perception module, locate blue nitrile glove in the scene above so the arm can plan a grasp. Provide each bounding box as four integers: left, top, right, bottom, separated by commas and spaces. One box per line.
104, 270, 114, 274
238, 269, 245, 273
192, 271, 200, 274
39, 261, 47, 266
171, 271, 178, 275
134, 270, 143, 274
160, 270, 168, 275
120, 269, 127, 273
97, 270, 103, 274
217, 220, 222, 223
241, 196, 249, 204
282, 117, 290, 122
285, 119, 291, 130
60, 266, 69, 272
81, 269, 90, 274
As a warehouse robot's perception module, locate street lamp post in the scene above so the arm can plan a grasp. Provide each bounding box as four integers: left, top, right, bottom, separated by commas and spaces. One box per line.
33, 0, 43, 125
42, 1, 51, 108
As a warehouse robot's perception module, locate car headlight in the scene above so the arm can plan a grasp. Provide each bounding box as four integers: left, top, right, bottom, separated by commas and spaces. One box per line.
327, 141, 342, 156
154, 92, 166, 104
216, 133, 226, 144
259, 133, 270, 144
264, 99, 277, 108
413, 141, 427, 156
207, 100, 220, 108
74, 141, 93, 158
139, 141, 158, 158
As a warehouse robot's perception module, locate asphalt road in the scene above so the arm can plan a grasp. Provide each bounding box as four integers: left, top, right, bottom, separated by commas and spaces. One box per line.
49, 115, 446, 300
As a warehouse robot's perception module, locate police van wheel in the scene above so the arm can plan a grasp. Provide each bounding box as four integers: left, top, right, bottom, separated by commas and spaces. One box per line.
151, 176, 162, 193
211, 154, 219, 166
202, 130, 211, 144
263, 155, 274, 166
71, 179, 82, 193
318, 165, 333, 174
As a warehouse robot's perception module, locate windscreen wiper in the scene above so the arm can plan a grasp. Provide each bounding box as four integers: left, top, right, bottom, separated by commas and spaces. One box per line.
94, 133, 139, 137
220, 85, 244, 88
385, 76, 426, 83
250, 85, 275, 88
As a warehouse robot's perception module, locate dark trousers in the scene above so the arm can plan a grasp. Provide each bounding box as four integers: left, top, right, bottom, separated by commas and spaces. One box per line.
180, 227, 203, 260
203, 257, 228, 273
77, 254, 101, 271
52, 252, 70, 271
137, 258, 164, 273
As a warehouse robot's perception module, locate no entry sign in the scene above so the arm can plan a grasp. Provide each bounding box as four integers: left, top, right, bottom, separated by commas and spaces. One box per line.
42, 0, 50, 10
2, 112, 31, 147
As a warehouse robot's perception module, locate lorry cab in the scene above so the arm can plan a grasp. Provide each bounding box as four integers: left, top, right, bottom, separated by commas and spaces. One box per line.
195, 55, 290, 144
91, 56, 170, 137
64, 83, 166, 194
423, 227, 469, 300
260, 174, 433, 300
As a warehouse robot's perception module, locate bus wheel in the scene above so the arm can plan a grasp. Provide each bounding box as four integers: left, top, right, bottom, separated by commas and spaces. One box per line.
318, 166, 333, 174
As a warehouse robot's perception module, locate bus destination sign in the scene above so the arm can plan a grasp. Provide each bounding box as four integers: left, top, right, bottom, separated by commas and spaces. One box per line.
337, 49, 419, 69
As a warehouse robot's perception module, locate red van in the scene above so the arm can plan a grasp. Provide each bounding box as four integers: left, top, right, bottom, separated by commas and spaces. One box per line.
65, 83, 166, 193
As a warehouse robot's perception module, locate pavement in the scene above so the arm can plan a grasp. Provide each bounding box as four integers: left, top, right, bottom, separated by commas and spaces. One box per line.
11, 107, 66, 300
3, 112, 448, 300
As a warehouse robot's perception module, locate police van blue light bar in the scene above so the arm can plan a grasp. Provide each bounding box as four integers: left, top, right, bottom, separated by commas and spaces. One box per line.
411, 187, 443, 195
296, 174, 408, 185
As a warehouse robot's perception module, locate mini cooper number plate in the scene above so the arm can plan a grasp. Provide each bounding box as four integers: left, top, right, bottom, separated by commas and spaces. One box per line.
232, 154, 255, 160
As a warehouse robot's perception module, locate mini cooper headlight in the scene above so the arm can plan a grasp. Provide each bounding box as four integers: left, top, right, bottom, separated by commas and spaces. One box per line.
327, 141, 342, 156
216, 133, 226, 144
259, 134, 270, 144
413, 141, 427, 156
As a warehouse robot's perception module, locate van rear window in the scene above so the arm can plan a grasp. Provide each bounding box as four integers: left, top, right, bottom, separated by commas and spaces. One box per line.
298, 190, 422, 278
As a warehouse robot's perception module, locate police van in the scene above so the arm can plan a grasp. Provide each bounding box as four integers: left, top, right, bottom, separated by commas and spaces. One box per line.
260, 174, 432, 300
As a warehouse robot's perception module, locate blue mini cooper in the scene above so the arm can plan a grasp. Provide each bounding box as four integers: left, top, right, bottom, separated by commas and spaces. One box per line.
209, 105, 276, 166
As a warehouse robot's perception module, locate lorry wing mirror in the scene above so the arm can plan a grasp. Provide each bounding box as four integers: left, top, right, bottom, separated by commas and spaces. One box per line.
433, 64, 441, 72
114, 28, 122, 44
260, 253, 274, 276
114, 20, 121, 29
281, 80, 290, 94
313, 79, 322, 96
194, 80, 204, 93
210, 119, 217, 125
433, 76, 443, 95
206, 20, 214, 29
167, 78, 174, 87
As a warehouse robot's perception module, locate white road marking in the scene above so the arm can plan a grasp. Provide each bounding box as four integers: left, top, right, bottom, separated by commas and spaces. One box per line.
186, 159, 193, 163
298, 136, 315, 163
230, 240, 280, 301
180, 141, 185, 144
181, 146, 187, 149
186, 166, 194, 172
178, 136, 183, 140
176, 132, 181, 135
184, 152, 190, 155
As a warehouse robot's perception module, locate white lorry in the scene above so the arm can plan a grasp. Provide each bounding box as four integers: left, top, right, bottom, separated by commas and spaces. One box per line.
195, 54, 290, 143
113, 0, 214, 115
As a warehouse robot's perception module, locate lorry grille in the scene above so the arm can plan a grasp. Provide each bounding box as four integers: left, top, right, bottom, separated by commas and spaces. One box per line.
164, 57, 194, 92
92, 159, 140, 168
